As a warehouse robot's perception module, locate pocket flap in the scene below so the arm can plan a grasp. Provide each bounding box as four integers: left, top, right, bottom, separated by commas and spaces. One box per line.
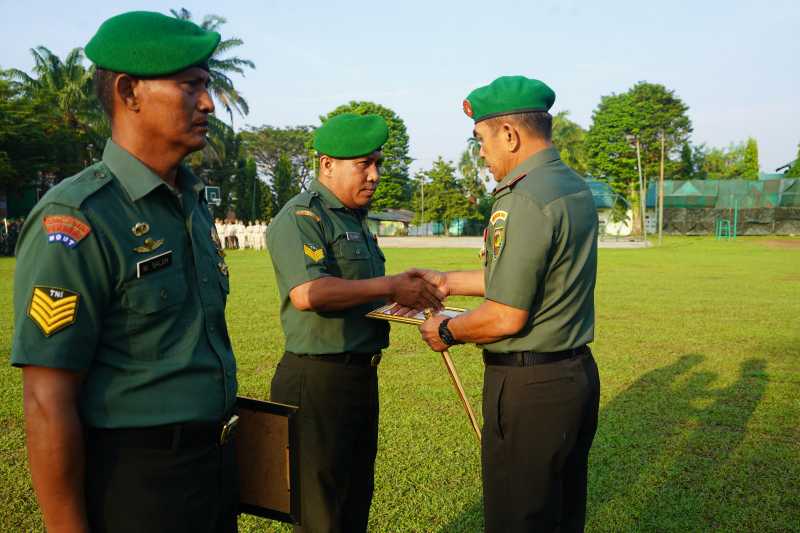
123, 272, 188, 314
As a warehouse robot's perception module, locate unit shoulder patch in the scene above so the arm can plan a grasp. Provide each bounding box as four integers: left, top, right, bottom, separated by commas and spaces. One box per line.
303, 243, 325, 263
27, 286, 80, 337
490, 210, 508, 225
43, 215, 91, 249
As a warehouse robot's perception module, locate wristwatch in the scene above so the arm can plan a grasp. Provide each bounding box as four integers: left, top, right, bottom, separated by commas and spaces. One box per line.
438, 318, 462, 346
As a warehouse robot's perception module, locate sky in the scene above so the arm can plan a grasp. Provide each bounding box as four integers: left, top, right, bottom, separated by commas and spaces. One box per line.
1, 0, 799, 174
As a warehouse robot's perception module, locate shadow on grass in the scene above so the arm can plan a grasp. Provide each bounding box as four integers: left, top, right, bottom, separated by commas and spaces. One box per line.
437, 354, 768, 532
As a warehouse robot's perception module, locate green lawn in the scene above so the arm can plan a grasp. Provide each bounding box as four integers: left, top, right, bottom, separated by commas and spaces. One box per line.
1, 237, 799, 532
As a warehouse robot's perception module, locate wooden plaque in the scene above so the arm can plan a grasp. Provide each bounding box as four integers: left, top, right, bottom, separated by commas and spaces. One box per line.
235, 397, 300, 524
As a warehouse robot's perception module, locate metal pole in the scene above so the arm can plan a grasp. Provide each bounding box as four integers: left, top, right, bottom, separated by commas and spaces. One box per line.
424, 310, 481, 443
659, 131, 665, 245
420, 175, 425, 236
636, 138, 647, 242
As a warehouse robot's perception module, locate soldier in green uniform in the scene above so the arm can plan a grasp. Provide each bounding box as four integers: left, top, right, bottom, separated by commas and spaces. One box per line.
11, 12, 239, 533
418, 76, 601, 532
267, 113, 444, 533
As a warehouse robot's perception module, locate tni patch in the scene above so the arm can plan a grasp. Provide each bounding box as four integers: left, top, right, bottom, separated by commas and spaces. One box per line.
27, 286, 80, 337
43, 215, 91, 248
303, 244, 325, 263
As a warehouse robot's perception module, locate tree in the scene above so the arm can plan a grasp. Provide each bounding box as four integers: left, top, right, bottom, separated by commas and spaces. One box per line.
1, 51, 100, 190
699, 139, 760, 180
320, 101, 412, 210
171, 8, 255, 126
742, 137, 759, 180
5, 46, 97, 133
457, 138, 491, 224
271, 154, 300, 212
585, 82, 692, 234
416, 157, 480, 234
785, 143, 800, 178
552, 111, 588, 175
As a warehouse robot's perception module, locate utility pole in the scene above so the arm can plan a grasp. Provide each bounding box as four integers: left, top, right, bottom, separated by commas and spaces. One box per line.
659, 131, 665, 245
635, 138, 647, 243
420, 174, 425, 236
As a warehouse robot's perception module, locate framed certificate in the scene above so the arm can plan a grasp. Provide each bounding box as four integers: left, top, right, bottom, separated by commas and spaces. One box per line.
366, 303, 467, 326
235, 397, 300, 524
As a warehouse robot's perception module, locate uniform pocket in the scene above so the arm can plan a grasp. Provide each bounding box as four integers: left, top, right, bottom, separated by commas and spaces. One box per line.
483, 368, 506, 440
121, 271, 189, 359
332, 238, 372, 279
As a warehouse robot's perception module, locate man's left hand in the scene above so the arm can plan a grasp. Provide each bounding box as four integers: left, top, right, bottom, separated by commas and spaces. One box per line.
419, 314, 449, 352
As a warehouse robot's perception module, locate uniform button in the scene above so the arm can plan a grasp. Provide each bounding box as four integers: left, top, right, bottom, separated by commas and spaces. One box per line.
160, 289, 168, 300
202, 276, 208, 283
209, 325, 216, 332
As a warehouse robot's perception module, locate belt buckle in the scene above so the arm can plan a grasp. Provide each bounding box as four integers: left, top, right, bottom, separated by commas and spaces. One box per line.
370, 354, 382, 367
219, 414, 239, 446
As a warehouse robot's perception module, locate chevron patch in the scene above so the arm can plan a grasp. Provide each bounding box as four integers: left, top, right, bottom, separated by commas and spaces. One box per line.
27, 286, 80, 337
303, 244, 325, 263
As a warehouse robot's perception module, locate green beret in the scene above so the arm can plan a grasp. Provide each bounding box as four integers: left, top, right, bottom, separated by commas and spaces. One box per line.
85, 11, 220, 76
313, 113, 389, 159
463, 76, 556, 123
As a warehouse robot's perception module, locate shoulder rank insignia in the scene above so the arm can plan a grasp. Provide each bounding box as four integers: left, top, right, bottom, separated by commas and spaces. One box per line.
43, 215, 91, 249
27, 286, 80, 337
295, 209, 321, 223
490, 210, 508, 225
133, 238, 164, 254
303, 243, 325, 263
132, 222, 150, 236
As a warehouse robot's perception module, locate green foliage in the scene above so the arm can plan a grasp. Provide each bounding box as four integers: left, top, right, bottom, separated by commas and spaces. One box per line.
552, 111, 588, 175
0, 52, 101, 190
171, 8, 255, 125
415, 157, 481, 234
457, 139, 491, 224
785, 143, 800, 177
271, 154, 300, 215
699, 138, 760, 180
586, 82, 692, 197
320, 101, 412, 210
239, 125, 314, 215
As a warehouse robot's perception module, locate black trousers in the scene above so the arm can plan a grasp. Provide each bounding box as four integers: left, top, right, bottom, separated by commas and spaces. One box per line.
270, 352, 379, 533
482, 351, 600, 533
85, 426, 239, 533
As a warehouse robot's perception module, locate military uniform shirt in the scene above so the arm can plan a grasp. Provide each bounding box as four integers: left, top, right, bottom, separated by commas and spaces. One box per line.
482, 147, 598, 353
267, 180, 389, 354
11, 139, 236, 427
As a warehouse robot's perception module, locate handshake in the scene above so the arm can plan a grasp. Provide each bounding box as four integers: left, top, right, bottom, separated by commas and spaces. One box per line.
386, 269, 449, 317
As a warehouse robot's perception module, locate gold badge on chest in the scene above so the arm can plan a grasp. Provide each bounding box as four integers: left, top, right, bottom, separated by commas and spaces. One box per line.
133, 237, 164, 254
131, 222, 150, 237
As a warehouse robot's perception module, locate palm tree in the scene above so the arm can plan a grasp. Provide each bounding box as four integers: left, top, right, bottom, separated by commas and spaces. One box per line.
171, 8, 255, 126
5, 46, 96, 131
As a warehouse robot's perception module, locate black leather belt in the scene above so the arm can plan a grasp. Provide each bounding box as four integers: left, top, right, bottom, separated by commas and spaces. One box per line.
287, 351, 382, 367
483, 345, 590, 367
88, 414, 240, 450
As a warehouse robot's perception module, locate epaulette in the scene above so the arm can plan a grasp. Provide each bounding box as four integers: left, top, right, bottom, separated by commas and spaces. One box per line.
492, 173, 528, 196
42, 162, 113, 209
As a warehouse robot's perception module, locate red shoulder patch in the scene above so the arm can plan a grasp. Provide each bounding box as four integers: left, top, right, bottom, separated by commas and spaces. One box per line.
42, 215, 91, 249
462, 99, 474, 118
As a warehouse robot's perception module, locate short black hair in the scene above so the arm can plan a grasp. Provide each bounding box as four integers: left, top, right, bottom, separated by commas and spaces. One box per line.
93, 68, 119, 119
485, 111, 553, 140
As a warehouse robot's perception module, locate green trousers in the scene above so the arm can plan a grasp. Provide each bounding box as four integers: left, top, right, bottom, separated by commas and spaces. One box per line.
482, 351, 600, 533
270, 352, 379, 533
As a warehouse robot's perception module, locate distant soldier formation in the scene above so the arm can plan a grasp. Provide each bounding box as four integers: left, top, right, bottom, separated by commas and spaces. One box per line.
214, 218, 268, 250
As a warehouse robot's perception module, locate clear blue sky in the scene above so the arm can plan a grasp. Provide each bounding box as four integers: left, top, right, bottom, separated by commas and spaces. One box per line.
2, 0, 798, 174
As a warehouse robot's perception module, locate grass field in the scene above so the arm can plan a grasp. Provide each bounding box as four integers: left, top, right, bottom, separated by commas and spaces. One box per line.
1, 237, 799, 532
